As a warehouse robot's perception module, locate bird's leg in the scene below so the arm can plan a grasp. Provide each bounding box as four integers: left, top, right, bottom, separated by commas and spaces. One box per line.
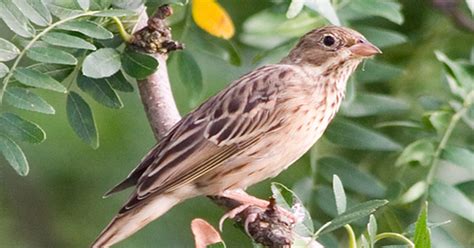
218, 189, 298, 227
219, 189, 270, 208
218, 203, 252, 231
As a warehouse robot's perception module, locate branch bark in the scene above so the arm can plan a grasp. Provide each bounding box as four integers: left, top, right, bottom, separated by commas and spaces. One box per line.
130, 5, 303, 247
132, 6, 181, 140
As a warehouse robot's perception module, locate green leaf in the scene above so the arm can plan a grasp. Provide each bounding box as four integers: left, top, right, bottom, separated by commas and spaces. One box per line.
253, 39, 297, 65
105, 71, 133, 92
188, 30, 241, 66
77, 0, 89, 10
0, 0, 34, 38
0, 135, 28, 176
286, 0, 304, 18
398, 181, 427, 204
395, 139, 435, 167
26, 64, 74, 81
332, 174, 347, 215
66, 91, 99, 148
57, 20, 113, 40
0, 113, 45, 144
47, 4, 83, 19
431, 227, 462, 248
375, 120, 422, 129
176, 51, 203, 97
367, 215, 377, 245
425, 111, 451, 135
430, 181, 474, 222
360, 235, 369, 248
4, 87, 55, 114
435, 51, 473, 94
414, 202, 431, 248
356, 60, 402, 83
14, 0, 52, 26
222, 40, 242, 66
406, 219, 451, 236
0, 63, 8, 78
357, 26, 407, 48
92, 9, 136, 17
13, 68, 67, 93
441, 146, 474, 172
206, 242, 226, 248
271, 182, 314, 236
121, 49, 158, 80
0, 37, 20, 62
304, 0, 341, 26
348, 0, 403, 24
314, 186, 343, 218
456, 180, 474, 201
26, 47, 77, 65
341, 93, 409, 117
325, 118, 401, 151
77, 74, 123, 109
320, 199, 389, 234
241, 9, 317, 49
318, 157, 386, 198
381, 208, 404, 234
82, 48, 121, 78
42, 32, 96, 50
467, 0, 474, 15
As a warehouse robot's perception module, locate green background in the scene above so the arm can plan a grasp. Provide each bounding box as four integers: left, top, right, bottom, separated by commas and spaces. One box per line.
1, 0, 473, 247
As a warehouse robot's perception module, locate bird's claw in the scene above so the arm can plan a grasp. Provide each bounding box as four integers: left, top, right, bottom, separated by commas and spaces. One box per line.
243, 212, 258, 236
218, 204, 251, 232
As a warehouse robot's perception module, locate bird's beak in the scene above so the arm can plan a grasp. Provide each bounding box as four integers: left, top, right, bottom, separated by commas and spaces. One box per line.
349, 40, 382, 57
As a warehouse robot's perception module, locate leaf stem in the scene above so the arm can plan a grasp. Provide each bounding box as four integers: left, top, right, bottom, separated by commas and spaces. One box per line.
0, 10, 100, 104
425, 90, 474, 189
111, 16, 132, 42
344, 225, 357, 248
374, 232, 415, 248
313, 221, 332, 239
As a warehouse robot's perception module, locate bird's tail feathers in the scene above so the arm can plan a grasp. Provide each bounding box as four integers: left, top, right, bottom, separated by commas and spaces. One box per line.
91, 195, 180, 248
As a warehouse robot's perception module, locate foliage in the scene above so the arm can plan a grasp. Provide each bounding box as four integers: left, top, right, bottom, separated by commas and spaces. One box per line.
0, 0, 151, 174
0, 0, 473, 247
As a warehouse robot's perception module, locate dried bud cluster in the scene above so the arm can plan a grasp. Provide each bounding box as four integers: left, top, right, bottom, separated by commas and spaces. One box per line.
130, 5, 184, 54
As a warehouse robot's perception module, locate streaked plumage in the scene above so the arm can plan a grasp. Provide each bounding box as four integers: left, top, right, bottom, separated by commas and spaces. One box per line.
92, 26, 381, 247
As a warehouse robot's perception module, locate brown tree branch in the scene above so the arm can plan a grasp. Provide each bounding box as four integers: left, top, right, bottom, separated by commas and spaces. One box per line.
132, 6, 182, 140
129, 5, 311, 247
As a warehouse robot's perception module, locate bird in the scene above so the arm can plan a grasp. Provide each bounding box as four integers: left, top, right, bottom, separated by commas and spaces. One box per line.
92, 25, 381, 247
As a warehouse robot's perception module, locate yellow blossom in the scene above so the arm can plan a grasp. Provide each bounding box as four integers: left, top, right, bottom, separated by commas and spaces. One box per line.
192, 0, 235, 39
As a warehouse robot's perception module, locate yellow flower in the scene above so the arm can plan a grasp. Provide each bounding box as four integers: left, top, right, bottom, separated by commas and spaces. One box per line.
192, 0, 235, 39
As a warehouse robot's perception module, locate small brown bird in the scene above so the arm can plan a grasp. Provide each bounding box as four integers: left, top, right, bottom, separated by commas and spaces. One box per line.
92, 25, 381, 247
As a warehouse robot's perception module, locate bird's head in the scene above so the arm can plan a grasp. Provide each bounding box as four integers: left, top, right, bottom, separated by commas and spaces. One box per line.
283, 25, 381, 67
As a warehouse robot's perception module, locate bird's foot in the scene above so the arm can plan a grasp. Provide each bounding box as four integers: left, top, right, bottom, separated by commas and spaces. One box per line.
218, 203, 252, 232
217, 189, 298, 232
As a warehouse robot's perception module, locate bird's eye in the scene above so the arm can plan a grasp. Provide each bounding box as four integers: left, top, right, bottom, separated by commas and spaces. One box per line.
323, 35, 336, 47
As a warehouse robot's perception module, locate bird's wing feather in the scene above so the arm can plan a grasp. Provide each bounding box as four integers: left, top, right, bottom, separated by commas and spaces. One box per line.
115, 65, 295, 212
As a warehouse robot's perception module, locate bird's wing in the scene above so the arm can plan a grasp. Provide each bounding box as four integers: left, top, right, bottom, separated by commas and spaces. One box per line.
115, 64, 296, 213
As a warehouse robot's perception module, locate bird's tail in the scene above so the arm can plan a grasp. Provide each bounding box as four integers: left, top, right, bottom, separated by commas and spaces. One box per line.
91, 195, 180, 248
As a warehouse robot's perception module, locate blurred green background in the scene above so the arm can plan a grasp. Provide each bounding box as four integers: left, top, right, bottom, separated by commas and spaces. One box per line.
1, 0, 473, 247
